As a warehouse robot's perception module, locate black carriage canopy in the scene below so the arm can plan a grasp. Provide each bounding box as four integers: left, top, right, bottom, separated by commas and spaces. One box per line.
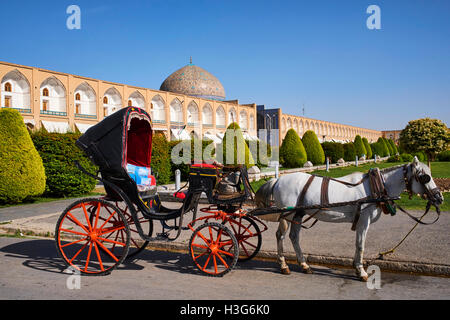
76, 107, 153, 173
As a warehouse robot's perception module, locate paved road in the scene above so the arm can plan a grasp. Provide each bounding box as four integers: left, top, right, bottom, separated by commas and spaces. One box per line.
0, 237, 449, 300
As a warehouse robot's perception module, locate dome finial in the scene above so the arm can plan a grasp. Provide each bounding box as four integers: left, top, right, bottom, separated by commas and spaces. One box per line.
189, 56, 192, 65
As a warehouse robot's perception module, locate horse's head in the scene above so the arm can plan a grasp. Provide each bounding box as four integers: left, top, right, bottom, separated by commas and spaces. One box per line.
405, 157, 443, 207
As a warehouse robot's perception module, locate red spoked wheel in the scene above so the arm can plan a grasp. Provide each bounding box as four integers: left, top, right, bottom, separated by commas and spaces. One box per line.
226, 216, 262, 262
55, 198, 130, 276
113, 201, 153, 259
189, 222, 239, 277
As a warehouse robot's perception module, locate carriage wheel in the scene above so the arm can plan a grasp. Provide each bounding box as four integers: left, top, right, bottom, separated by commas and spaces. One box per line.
55, 198, 130, 276
114, 201, 153, 259
189, 222, 239, 277
226, 216, 262, 262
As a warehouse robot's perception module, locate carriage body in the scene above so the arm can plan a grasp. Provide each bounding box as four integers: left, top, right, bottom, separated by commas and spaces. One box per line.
55, 107, 265, 277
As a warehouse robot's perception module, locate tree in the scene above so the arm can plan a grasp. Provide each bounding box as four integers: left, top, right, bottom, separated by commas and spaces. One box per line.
362, 137, 372, 159
400, 118, 450, 167
302, 130, 325, 165
353, 135, 367, 158
280, 129, 307, 168
0, 108, 46, 203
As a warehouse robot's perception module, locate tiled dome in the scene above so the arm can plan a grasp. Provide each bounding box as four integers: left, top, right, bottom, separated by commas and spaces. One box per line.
160, 63, 225, 101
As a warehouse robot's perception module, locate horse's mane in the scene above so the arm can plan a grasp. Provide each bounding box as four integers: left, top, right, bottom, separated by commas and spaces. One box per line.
380, 164, 406, 174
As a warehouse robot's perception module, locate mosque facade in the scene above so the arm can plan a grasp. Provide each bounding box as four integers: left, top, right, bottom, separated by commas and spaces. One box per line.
0, 60, 382, 145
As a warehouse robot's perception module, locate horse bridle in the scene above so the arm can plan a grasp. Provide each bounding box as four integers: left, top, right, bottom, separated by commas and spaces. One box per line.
403, 163, 441, 205
400, 163, 441, 225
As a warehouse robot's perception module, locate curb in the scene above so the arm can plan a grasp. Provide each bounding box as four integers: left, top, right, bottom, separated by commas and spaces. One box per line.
146, 240, 450, 277
3, 225, 447, 277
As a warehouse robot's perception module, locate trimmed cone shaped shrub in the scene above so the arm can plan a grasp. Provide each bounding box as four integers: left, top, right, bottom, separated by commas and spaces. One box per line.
354, 135, 367, 158
377, 137, 390, 157
0, 108, 46, 204
302, 130, 325, 165
31, 131, 97, 197
280, 129, 307, 168
370, 142, 381, 158
362, 137, 372, 159
219, 122, 255, 168
383, 138, 394, 156
387, 139, 398, 155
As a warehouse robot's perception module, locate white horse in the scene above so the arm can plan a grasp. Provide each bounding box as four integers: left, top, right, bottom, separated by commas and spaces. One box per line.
255, 158, 443, 281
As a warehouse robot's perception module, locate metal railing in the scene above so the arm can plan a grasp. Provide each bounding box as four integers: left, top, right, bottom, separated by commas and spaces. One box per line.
40, 110, 67, 116
75, 113, 97, 119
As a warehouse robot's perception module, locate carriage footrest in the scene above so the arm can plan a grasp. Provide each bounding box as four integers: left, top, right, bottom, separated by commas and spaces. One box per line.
156, 232, 169, 241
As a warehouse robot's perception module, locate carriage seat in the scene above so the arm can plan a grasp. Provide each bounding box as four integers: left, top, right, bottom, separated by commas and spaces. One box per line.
126, 163, 156, 193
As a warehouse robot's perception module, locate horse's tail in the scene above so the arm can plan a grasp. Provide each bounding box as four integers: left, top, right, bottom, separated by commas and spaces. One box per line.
254, 178, 280, 222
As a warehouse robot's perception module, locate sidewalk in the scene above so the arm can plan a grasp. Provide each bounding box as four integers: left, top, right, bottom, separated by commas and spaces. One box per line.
0, 198, 448, 276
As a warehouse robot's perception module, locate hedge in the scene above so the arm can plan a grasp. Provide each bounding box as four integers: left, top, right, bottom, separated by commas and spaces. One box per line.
343, 142, 356, 161
301, 130, 325, 165
280, 129, 307, 168
151, 132, 172, 184
31, 130, 96, 198
0, 108, 46, 204
362, 137, 372, 159
437, 150, 450, 162
321, 141, 344, 163
354, 135, 367, 158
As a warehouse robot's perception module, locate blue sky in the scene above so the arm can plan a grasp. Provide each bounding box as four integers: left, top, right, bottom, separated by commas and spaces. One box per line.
1, 0, 449, 131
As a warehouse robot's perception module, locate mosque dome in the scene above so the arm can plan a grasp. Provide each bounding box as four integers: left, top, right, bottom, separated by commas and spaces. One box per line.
160, 61, 226, 101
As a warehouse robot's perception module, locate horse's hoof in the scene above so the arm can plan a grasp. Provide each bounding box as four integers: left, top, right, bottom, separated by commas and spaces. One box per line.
302, 267, 313, 274
281, 267, 291, 275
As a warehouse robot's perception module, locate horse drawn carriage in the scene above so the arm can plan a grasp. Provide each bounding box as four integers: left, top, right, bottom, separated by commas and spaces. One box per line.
55, 106, 443, 280
55, 107, 267, 277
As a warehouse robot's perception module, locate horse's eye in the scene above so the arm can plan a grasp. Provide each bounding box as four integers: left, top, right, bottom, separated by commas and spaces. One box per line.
419, 174, 431, 184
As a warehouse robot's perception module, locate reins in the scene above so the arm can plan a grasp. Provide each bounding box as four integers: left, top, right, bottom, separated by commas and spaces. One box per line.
375, 163, 442, 258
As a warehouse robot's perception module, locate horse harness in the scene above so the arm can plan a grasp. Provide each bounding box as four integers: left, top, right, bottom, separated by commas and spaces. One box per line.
282, 163, 440, 231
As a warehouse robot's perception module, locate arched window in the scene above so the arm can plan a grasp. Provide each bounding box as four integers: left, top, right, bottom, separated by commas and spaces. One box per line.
75, 93, 81, 101
43, 88, 49, 97
4, 82, 12, 92
215, 105, 225, 127
103, 96, 108, 104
